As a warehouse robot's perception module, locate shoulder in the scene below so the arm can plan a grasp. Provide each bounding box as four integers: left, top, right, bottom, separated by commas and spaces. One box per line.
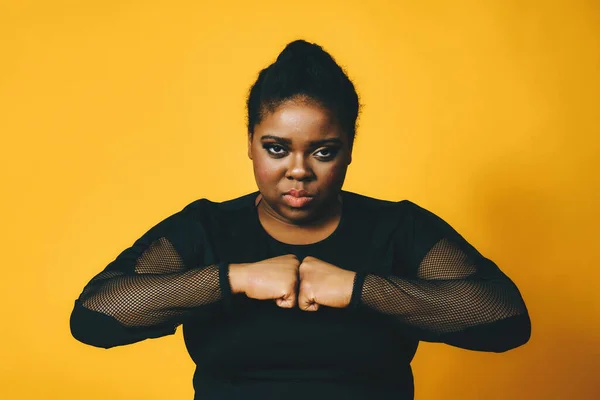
179, 191, 257, 219
342, 190, 396, 210
129, 192, 256, 244
343, 191, 449, 230
342, 190, 422, 215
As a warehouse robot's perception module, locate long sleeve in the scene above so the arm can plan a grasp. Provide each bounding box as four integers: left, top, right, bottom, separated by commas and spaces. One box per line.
350, 201, 531, 352
70, 205, 231, 349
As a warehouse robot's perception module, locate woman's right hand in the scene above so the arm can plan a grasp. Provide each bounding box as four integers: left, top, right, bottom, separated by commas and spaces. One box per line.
228, 254, 300, 308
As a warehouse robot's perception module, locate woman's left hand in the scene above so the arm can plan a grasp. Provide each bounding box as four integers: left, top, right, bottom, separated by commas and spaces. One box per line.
298, 256, 356, 311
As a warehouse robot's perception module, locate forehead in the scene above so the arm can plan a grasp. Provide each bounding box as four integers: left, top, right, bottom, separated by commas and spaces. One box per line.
256, 100, 344, 142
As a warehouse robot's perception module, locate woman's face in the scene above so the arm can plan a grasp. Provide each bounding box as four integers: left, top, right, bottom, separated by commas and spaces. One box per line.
248, 99, 352, 226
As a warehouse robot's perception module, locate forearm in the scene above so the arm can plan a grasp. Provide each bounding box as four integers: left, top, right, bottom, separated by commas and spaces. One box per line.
71, 263, 237, 348
78, 265, 226, 326
351, 273, 531, 351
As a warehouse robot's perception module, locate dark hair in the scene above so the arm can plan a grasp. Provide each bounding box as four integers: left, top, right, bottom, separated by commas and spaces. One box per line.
246, 39, 360, 146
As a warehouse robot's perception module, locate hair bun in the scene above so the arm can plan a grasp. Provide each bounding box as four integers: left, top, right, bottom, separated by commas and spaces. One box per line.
246, 38, 360, 143
275, 39, 320, 63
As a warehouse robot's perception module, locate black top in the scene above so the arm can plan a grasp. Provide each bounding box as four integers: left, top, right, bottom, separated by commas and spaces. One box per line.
70, 190, 531, 400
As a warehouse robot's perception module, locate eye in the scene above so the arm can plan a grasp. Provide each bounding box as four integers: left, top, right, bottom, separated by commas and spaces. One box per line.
314, 148, 338, 160
263, 144, 287, 156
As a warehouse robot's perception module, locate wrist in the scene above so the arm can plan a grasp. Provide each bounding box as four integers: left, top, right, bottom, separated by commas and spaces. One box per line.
228, 263, 249, 295
342, 270, 357, 308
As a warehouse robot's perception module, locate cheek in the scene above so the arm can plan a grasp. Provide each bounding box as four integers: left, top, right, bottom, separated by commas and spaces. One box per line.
318, 163, 347, 186
253, 158, 280, 184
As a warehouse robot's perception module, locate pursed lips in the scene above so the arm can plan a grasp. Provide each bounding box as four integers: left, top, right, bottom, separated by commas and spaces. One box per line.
285, 189, 311, 198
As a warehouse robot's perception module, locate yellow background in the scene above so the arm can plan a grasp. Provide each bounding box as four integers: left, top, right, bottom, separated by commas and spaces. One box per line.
1, 1, 598, 399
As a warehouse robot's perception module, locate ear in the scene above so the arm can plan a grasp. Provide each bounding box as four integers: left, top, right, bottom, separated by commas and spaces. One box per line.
247, 133, 253, 160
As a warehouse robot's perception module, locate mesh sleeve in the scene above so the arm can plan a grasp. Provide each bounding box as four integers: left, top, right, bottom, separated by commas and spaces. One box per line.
351, 202, 531, 352
70, 208, 231, 349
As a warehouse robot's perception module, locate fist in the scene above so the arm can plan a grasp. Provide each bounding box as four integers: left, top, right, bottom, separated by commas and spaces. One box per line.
297, 256, 356, 311
229, 254, 300, 308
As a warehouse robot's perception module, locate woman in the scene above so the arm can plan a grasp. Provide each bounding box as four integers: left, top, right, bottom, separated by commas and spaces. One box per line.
70, 39, 531, 399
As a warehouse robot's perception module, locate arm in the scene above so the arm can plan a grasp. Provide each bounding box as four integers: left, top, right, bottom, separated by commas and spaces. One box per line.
349, 201, 531, 352
70, 207, 233, 349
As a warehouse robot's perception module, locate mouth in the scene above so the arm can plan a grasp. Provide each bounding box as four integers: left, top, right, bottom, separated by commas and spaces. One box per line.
282, 194, 314, 208
285, 189, 311, 198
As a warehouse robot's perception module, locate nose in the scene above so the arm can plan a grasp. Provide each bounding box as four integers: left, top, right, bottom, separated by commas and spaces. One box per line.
286, 154, 314, 181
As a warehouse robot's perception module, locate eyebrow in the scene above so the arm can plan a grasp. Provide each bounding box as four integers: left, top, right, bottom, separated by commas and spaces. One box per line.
259, 135, 344, 147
